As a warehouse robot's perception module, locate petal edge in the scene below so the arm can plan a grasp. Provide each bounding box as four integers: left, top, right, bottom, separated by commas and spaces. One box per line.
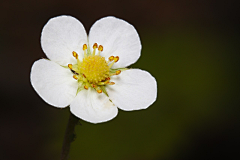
30, 59, 78, 108
89, 16, 141, 68
106, 69, 157, 111
70, 88, 118, 123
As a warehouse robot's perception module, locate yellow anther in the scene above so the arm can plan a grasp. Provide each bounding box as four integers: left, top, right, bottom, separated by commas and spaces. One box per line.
84, 85, 88, 90
92, 43, 98, 55
109, 56, 114, 62
83, 44, 88, 57
68, 64, 73, 70
98, 45, 103, 51
97, 45, 103, 55
97, 89, 102, 93
72, 51, 78, 59
83, 44, 87, 50
116, 70, 121, 75
108, 82, 115, 85
93, 43, 98, 49
114, 56, 119, 62
73, 75, 78, 80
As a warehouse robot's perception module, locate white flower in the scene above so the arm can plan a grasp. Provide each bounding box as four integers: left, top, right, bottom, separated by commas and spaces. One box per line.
30, 15, 157, 123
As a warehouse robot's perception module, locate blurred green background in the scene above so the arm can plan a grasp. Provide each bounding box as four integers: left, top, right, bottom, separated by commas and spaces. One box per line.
1, 0, 239, 159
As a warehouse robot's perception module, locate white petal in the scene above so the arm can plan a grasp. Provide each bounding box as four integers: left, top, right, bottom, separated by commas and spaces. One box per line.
41, 15, 87, 65
89, 16, 141, 68
106, 69, 157, 111
30, 59, 78, 108
70, 88, 118, 124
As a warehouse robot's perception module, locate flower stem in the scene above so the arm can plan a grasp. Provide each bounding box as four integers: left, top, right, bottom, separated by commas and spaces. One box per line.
61, 113, 80, 160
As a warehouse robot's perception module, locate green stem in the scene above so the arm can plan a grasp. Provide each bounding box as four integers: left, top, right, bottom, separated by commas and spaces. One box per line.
61, 113, 80, 160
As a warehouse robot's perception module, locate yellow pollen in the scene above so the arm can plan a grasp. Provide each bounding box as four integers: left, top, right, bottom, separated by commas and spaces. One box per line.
79, 55, 109, 84
72, 51, 78, 59
68, 64, 73, 70
73, 75, 78, 80
93, 43, 98, 49
116, 70, 121, 75
108, 82, 115, 85
97, 89, 102, 93
84, 85, 88, 90
98, 45, 103, 51
114, 56, 119, 62
83, 44, 87, 50
109, 56, 114, 62
83, 44, 88, 57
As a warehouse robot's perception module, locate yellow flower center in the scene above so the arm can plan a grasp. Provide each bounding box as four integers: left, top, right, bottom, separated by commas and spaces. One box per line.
67, 43, 122, 94
80, 55, 109, 84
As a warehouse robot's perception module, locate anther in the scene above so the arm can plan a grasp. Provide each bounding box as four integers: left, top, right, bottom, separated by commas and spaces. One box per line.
116, 70, 121, 75
83, 44, 87, 57
97, 89, 102, 93
84, 85, 88, 90
108, 82, 115, 85
82, 74, 86, 78
105, 77, 110, 81
68, 64, 73, 70
98, 45, 103, 51
73, 75, 78, 80
114, 56, 119, 62
97, 45, 103, 55
92, 43, 98, 56
83, 44, 87, 50
108, 56, 120, 68
93, 43, 98, 49
72, 51, 78, 59
108, 56, 114, 62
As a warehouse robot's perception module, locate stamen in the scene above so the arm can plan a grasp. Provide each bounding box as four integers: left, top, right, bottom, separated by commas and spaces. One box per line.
108, 82, 115, 85
73, 75, 78, 80
110, 70, 121, 76
92, 43, 98, 56
97, 89, 102, 93
108, 56, 114, 62
68, 64, 73, 70
83, 44, 87, 57
97, 45, 103, 55
72, 51, 78, 59
84, 85, 88, 90
97, 80, 109, 85
98, 45, 103, 51
113, 56, 119, 62
108, 56, 120, 68
83, 44, 87, 50
116, 70, 121, 75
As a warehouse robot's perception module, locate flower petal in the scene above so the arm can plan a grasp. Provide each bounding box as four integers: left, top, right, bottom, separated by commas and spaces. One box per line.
30, 59, 78, 108
70, 88, 118, 124
106, 69, 157, 111
89, 16, 141, 68
41, 15, 87, 65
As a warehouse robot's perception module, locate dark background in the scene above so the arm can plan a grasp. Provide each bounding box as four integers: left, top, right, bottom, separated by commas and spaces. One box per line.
1, 0, 240, 159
